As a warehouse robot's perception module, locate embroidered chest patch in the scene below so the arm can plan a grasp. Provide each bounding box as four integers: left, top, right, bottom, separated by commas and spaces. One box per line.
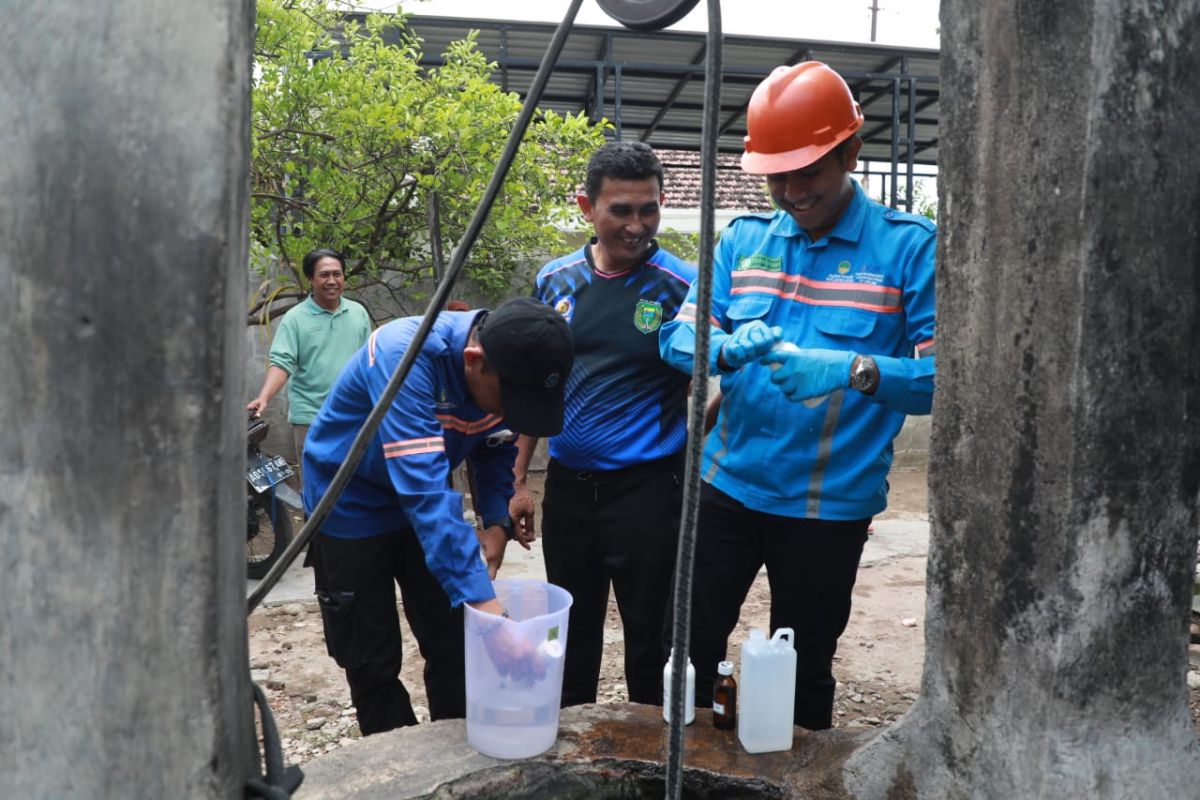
736, 254, 783, 272
633, 299, 663, 334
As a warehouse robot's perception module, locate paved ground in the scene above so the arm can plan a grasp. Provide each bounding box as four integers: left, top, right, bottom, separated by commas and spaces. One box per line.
247, 544, 316, 605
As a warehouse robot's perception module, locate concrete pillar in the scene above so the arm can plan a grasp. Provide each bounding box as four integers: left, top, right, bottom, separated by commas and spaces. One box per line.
847, 1, 1200, 796
0, 2, 254, 797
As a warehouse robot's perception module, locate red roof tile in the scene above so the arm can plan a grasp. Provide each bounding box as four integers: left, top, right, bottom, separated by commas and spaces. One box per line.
658, 149, 775, 212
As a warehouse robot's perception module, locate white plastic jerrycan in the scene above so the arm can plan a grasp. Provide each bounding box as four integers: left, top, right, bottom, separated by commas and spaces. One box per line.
737, 627, 796, 753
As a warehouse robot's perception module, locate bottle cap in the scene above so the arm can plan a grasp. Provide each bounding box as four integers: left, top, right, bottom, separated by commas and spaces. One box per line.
717, 660, 734, 676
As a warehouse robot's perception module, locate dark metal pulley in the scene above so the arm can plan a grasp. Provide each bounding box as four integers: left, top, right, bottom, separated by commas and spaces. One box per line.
597, 0, 702, 31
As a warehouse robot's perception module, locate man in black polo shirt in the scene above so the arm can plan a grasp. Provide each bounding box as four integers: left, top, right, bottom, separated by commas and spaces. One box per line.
510, 142, 696, 706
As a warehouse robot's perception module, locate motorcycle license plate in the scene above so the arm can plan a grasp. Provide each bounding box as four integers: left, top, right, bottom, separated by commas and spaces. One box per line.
247, 453, 294, 494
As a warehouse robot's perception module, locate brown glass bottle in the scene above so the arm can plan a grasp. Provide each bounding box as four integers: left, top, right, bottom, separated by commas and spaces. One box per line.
712, 660, 737, 730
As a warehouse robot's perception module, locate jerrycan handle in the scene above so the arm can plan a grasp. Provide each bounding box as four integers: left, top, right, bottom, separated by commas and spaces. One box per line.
770, 628, 795, 649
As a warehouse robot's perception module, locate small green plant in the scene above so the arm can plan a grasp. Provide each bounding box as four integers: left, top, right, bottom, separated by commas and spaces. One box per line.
912, 178, 938, 223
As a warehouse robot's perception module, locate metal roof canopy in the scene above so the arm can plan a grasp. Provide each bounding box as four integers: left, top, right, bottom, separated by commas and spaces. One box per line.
394, 15, 939, 210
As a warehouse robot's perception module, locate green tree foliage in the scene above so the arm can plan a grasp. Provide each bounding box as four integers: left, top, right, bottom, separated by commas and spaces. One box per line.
912, 177, 938, 222
654, 229, 701, 263
250, 0, 608, 322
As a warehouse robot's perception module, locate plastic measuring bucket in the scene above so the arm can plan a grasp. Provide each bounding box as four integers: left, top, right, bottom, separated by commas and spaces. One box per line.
463, 579, 573, 759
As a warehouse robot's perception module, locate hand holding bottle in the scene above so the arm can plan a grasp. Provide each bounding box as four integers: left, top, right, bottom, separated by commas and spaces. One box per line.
720, 321, 783, 369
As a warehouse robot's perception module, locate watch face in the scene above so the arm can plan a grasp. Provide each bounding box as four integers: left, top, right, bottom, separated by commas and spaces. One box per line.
853, 357, 878, 392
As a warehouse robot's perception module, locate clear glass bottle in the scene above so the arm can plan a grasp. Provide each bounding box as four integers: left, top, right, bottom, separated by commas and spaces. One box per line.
712, 660, 737, 730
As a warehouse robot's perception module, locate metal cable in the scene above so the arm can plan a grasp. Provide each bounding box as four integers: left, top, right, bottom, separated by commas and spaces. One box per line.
248, 0, 586, 614
665, 1, 721, 797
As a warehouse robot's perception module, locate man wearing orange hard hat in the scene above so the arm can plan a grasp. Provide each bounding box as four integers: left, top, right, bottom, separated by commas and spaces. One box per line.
661, 62, 937, 731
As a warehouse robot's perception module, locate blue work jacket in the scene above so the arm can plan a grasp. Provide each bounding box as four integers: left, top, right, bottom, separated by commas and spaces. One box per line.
660, 181, 936, 520
302, 311, 515, 607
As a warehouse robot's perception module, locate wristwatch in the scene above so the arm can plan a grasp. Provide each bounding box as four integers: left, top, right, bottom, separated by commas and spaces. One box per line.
849, 355, 880, 395
484, 515, 516, 540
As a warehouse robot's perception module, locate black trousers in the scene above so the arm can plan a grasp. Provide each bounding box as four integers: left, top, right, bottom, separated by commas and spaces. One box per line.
541, 452, 682, 706
689, 483, 869, 731
306, 529, 465, 736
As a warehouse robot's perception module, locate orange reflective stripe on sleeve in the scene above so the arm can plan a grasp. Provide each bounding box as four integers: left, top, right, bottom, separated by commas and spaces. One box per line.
675, 301, 722, 329
436, 413, 503, 435
382, 436, 445, 458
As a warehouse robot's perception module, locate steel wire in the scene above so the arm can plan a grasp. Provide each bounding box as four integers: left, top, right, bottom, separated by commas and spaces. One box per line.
664, 1, 721, 797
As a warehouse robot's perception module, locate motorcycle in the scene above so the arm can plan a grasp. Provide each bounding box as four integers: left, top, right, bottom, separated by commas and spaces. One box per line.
246, 416, 303, 580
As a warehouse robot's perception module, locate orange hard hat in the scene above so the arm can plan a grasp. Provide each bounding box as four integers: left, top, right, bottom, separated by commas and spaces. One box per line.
741, 62, 864, 175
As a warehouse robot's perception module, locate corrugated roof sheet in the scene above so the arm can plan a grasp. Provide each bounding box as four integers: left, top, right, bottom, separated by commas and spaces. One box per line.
399, 15, 940, 169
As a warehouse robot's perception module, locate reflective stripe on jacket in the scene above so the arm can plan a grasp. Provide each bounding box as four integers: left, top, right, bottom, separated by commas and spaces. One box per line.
660, 181, 936, 520
302, 311, 515, 606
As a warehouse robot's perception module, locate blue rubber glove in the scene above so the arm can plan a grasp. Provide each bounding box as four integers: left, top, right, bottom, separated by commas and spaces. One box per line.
761, 347, 856, 402
720, 321, 783, 370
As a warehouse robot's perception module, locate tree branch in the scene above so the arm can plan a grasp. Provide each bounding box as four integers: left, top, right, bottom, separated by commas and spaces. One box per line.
246, 293, 304, 325
252, 191, 314, 210
257, 127, 336, 142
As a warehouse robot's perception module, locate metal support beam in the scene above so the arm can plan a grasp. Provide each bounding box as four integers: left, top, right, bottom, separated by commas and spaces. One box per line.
641, 42, 707, 142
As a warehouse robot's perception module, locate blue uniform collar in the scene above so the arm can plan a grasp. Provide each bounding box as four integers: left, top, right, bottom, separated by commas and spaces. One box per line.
770, 179, 867, 246
584, 238, 661, 273
445, 309, 487, 390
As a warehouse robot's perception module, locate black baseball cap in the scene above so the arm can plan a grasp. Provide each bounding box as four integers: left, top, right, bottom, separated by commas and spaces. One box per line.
477, 297, 574, 437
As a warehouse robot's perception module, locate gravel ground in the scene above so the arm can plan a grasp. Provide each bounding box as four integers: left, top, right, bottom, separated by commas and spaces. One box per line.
249, 597, 1200, 767
249, 471, 1200, 766
247, 583, 925, 765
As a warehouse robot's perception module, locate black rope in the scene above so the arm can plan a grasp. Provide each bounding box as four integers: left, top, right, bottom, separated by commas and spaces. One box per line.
665, 1, 721, 798
245, 682, 304, 799
247, 0, 587, 615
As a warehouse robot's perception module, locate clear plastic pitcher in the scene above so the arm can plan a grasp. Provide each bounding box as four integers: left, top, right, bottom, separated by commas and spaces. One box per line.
463, 579, 573, 759
737, 627, 796, 754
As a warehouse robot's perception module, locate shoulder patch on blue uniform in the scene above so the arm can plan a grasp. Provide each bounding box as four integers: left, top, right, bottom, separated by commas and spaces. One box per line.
554, 296, 575, 322
729, 211, 778, 225
881, 208, 936, 232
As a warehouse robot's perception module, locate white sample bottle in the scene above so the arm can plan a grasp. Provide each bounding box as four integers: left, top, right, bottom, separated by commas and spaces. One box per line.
662, 648, 695, 725
737, 627, 796, 753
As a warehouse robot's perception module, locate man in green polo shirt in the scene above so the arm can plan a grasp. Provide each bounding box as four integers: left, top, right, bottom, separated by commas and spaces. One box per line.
248, 248, 372, 470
